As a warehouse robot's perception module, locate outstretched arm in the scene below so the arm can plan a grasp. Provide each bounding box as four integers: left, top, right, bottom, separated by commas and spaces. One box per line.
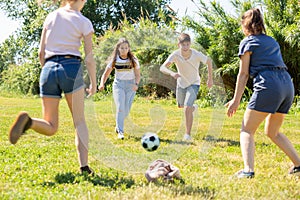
225, 52, 250, 117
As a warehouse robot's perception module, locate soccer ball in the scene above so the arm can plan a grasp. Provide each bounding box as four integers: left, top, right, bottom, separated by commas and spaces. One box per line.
141, 132, 160, 152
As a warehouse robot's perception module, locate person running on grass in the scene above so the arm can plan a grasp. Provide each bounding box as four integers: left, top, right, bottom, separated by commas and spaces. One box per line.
226, 8, 300, 178
160, 33, 213, 141
9, 0, 97, 175
98, 38, 141, 140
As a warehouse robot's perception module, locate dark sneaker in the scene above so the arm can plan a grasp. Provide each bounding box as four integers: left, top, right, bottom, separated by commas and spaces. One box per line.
80, 165, 94, 175
9, 112, 32, 144
234, 170, 255, 179
288, 166, 300, 176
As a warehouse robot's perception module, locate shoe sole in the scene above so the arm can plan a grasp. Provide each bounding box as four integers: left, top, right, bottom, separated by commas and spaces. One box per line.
9, 112, 29, 144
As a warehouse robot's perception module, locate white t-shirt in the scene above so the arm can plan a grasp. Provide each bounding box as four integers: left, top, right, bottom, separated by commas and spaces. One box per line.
166, 49, 208, 88
43, 7, 94, 59
106, 56, 140, 80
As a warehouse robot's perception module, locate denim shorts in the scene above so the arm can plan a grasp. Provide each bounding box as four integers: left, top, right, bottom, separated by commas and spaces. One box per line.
176, 84, 200, 107
39, 57, 84, 98
248, 69, 294, 114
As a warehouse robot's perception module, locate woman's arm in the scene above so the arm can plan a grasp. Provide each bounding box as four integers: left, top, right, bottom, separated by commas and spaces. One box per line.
38, 27, 47, 66
225, 51, 250, 117
83, 32, 97, 97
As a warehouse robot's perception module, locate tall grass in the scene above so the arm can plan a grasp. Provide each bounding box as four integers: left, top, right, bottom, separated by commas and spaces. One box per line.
0, 94, 299, 199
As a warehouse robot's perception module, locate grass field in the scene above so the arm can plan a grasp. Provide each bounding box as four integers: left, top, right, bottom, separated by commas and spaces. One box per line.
1, 94, 300, 199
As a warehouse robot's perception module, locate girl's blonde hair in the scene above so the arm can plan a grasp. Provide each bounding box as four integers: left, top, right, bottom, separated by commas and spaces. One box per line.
109, 38, 137, 69
241, 8, 266, 35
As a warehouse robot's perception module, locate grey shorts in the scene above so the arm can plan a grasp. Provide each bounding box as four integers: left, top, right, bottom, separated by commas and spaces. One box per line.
248, 69, 294, 114
40, 56, 84, 98
176, 84, 200, 107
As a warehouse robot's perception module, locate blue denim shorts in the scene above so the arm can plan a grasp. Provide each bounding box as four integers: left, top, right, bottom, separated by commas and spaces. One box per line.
248, 69, 294, 114
39, 57, 84, 98
176, 84, 200, 107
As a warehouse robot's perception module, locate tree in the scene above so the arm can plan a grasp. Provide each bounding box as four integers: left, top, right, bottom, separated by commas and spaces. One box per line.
82, 0, 175, 36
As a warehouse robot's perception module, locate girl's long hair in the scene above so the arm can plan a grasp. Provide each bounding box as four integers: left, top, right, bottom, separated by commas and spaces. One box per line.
109, 38, 137, 69
241, 8, 266, 35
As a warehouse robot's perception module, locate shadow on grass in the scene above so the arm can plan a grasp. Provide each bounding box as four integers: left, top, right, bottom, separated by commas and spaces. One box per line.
42, 171, 135, 190
203, 135, 240, 147
151, 179, 216, 199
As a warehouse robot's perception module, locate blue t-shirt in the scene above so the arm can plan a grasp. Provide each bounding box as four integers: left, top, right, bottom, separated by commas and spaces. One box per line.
238, 34, 287, 77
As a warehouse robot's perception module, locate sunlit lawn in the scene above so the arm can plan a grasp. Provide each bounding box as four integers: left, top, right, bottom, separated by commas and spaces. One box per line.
0, 94, 299, 199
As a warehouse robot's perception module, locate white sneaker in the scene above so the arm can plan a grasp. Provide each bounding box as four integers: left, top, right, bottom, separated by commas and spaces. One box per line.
118, 132, 124, 140
183, 134, 192, 141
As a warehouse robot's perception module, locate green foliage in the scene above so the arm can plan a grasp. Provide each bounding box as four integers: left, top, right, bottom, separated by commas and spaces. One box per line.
1, 62, 40, 95
264, 0, 300, 95
82, 0, 175, 36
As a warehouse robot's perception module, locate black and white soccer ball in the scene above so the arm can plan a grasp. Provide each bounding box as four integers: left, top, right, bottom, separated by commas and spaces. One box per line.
141, 132, 160, 152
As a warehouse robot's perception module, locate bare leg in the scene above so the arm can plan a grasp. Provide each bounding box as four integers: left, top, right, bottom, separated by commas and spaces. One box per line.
184, 106, 194, 135
265, 113, 300, 167
65, 88, 89, 167
31, 97, 60, 136
241, 109, 268, 172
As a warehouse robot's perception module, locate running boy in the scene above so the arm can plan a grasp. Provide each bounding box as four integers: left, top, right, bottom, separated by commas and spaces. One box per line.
160, 33, 213, 140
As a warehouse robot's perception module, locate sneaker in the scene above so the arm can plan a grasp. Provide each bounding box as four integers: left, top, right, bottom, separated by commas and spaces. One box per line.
9, 112, 32, 144
288, 166, 300, 176
80, 165, 94, 175
115, 127, 124, 139
118, 131, 124, 140
234, 170, 255, 179
183, 133, 192, 141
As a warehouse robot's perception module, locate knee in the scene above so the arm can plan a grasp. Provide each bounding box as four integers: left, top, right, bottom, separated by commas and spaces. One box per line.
265, 131, 279, 139
47, 127, 58, 136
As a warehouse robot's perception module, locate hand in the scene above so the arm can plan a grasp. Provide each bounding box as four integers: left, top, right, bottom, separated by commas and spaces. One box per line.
207, 79, 213, 88
98, 84, 105, 91
225, 99, 240, 117
86, 84, 96, 98
132, 84, 138, 91
172, 73, 181, 80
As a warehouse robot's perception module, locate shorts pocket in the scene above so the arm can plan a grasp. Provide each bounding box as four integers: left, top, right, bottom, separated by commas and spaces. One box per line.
63, 64, 83, 81
39, 66, 51, 86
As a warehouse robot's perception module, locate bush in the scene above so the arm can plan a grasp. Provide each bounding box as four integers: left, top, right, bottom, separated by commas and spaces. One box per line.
1, 62, 40, 95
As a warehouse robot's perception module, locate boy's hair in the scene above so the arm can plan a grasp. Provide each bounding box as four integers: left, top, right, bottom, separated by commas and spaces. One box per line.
241, 8, 266, 35
177, 33, 191, 44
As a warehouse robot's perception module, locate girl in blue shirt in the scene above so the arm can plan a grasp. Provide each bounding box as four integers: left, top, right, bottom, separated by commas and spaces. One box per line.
226, 8, 300, 178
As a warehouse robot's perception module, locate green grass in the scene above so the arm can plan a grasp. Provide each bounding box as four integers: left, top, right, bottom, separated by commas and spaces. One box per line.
1, 95, 300, 199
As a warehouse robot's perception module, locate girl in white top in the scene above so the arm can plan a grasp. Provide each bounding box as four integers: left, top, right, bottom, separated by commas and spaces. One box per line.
9, 0, 96, 175
160, 33, 213, 140
99, 38, 141, 139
